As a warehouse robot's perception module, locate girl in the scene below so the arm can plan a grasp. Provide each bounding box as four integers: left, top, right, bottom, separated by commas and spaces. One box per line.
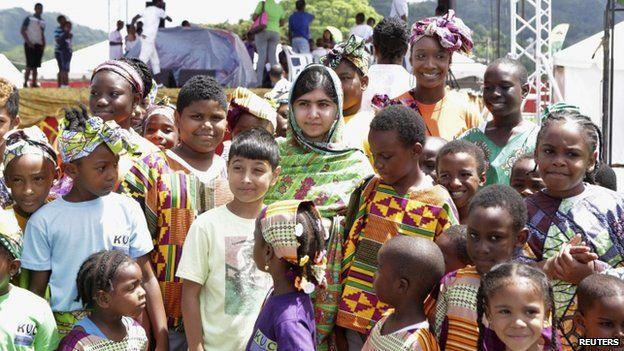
524, 109, 624, 349
142, 104, 178, 151
248, 200, 327, 350
262, 64, 373, 348
373, 10, 482, 141
57, 250, 149, 350
477, 262, 558, 351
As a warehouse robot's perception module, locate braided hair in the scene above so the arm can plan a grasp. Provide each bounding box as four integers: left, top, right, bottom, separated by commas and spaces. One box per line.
536, 109, 602, 184
75, 250, 135, 309
117, 57, 153, 99
64, 104, 90, 132
291, 202, 327, 290
476, 262, 558, 351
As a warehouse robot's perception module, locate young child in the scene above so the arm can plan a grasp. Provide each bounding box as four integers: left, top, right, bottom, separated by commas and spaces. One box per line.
420, 136, 447, 177
510, 154, 545, 198
0, 78, 21, 208
434, 184, 529, 351
477, 262, 558, 351
338, 105, 458, 347
0, 209, 59, 351
524, 109, 624, 349
247, 200, 327, 350
461, 58, 539, 186
435, 140, 487, 223
177, 129, 278, 351
436, 224, 470, 274
227, 87, 277, 137
575, 274, 624, 351
362, 236, 445, 351
20, 108, 167, 349
264, 87, 290, 138
142, 104, 178, 150
57, 250, 148, 350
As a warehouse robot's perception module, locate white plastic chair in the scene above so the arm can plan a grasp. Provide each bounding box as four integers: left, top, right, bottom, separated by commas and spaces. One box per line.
282, 45, 314, 81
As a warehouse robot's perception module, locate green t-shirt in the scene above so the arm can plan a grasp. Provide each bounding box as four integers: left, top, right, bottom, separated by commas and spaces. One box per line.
0, 285, 59, 351
254, 0, 285, 33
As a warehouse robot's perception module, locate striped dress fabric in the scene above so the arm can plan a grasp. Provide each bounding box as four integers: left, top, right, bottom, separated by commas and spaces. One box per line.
362, 316, 440, 351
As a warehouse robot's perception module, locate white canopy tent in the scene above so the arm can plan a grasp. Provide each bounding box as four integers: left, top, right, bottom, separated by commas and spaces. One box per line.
554, 21, 624, 165
37, 41, 108, 81
0, 54, 24, 87
451, 52, 488, 80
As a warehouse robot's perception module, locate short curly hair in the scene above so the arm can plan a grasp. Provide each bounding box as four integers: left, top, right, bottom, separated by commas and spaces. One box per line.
370, 105, 426, 147
372, 17, 410, 62
177, 75, 227, 114
468, 184, 527, 232
436, 140, 487, 175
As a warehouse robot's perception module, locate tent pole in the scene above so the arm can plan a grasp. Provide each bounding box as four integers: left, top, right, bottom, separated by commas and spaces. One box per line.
602, 0, 611, 164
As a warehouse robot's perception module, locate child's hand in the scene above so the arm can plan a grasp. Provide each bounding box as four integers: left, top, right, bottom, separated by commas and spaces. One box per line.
567, 234, 598, 264
552, 238, 596, 284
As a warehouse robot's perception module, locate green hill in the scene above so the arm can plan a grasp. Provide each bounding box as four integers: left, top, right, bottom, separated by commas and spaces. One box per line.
0, 7, 106, 69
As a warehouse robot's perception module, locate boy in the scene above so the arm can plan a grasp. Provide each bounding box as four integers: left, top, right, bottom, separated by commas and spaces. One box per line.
510, 154, 545, 198
575, 274, 624, 351
338, 106, 458, 348
0, 209, 59, 351
349, 13, 373, 42
436, 224, 470, 274
0, 79, 21, 208
21, 110, 168, 349
177, 129, 279, 351
362, 236, 444, 350
419, 136, 447, 177
268, 64, 289, 92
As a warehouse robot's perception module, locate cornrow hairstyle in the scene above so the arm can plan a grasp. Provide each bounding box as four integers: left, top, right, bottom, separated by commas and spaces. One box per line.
468, 184, 527, 232
370, 105, 426, 147
292, 202, 326, 288
443, 224, 471, 265
536, 109, 602, 184
436, 139, 487, 175
476, 262, 558, 351
228, 128, 280, 169
0, 78, 19, 119
577, 273, 624, 314
64, 104, 90, 132
177, 75, 227, 114
118, 57, 153, 99
75, 250, 135, 309
487, 58, 528, 86
373, 17, 410, 62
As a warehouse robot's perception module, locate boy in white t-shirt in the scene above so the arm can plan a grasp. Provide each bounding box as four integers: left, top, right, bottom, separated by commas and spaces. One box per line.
177, 128, 280, 351
20, 108, 168, 349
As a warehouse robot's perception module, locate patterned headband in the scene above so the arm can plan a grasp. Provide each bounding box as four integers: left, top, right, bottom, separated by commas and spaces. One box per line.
3, 126, 57, 169
59, 116, 138, 163
145, 105, 176, 126
92, 60, 144, 97
0, 209, 22, 259
321, 35, 369, 75
227, 87, 278, 131
410, 10, 473, 55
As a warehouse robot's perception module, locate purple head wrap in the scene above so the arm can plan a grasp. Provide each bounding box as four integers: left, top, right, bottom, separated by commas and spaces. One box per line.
410, 10, 473, 55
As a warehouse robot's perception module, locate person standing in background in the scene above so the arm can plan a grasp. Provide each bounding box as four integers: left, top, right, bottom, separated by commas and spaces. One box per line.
253, 0, 285, 87
109, 20, 124, 60
389, 0, 408, 22
349, 13, 373, 43
132, 0, 172, 78
21, 3, 45, 88
125, 24, 138, 55
288, 0, 314, 53
54, 15, 68, 87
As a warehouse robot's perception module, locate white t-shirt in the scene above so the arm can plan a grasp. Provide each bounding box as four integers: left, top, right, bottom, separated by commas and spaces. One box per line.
176, 205, 271, 351
109, 30, 123, 59
389, 0, 408, 19
21, 193, 154, 312
360, 64, 416, 112
139, 6, 167, 41
165, 150, 228, 184
349, 24, 373, 41
23, 15, 45, 45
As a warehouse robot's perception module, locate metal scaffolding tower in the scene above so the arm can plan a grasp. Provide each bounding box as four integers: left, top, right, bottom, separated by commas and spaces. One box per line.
510, 0, 560, 119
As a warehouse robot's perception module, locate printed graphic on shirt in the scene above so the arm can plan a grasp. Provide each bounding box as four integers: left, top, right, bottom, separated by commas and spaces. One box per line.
249, 329, 277, 351
112, 233, 131, 254
224, 236, 270, 315
14, 321, 37, 346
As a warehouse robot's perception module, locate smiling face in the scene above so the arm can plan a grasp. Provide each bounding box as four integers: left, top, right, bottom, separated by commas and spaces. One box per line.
510, 158, 545, 198
66, 144, 119, 198
143, 114, 178, 150
227, 156, 279, 204
4, 154, 56, 214
535, 121, 597, 198
436, 152, 485, 211
176, 100, 227, 154
89, 70, 140, 130
292, 87, 338, 142
411, 36, 452, 90
486, 278, 548, 351
577, 295, 624, 350
369, 129, 421, 188
483, 63, 528, 121
466, 206, 526, 275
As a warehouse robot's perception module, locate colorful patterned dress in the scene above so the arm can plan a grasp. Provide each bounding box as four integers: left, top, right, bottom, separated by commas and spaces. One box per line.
120, 150, 232, 330
362, 317, 440, 351
460, 121, 539, 186
338, 176, 458, 334
524, 185, 624, 349
57, 317, 148, 351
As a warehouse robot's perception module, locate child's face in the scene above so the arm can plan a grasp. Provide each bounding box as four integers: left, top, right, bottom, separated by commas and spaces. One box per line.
227, 156, 279, 204
436, 232, 466, 274
144, 114, 178, 150
100, 261, 146, 317
293, 88, 337, 142
486, 279, 548, 351
466, 206, 526, 275
419, 138, 446, 177
411, 36, 452, 89
510, 158, 545, 198
66, 144, 119, 198
334, 61, 367, 115
89, 71, 139, 130
535, 121, 597, 198
176, 100, 227, 154
369, 129, 421, 187
4, 155, 56, 214
0, 108, 18, 146
373, 247, 397, 305
436, 152, 485, 211
577, 295, 624, 349
483, 63, 527, 120
276, 104, 289, 138
0, 249, 20, 294
231, 113, 274, 137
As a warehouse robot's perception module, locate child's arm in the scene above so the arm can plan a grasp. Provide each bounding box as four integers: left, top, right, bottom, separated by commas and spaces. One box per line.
181, 280, 204, 351
34, 301, 60, 351
136, 255, 169, 351
28, 270, 51, 298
